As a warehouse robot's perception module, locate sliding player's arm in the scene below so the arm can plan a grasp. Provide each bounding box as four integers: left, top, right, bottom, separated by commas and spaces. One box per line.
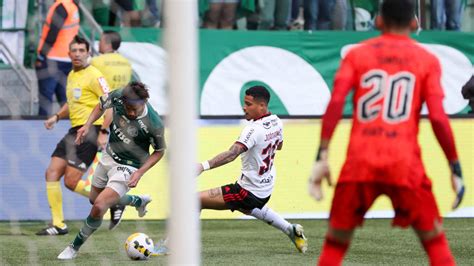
198, 124, 256, 175
198, 143, 247, 175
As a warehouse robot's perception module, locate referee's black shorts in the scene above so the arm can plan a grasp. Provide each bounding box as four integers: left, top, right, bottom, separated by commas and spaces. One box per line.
221, 182, 270, 212
51, 125, 100, 171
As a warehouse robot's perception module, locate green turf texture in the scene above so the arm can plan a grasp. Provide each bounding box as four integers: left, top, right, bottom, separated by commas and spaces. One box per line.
0, 219, 472, 265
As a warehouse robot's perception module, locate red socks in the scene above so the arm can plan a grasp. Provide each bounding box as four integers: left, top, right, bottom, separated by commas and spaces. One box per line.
318, 232, 455, 266
421, 233, 455, 266
318, 236, 349, 266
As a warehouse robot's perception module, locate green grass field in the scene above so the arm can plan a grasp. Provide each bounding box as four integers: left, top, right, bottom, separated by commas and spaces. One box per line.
0, 219, 472, 265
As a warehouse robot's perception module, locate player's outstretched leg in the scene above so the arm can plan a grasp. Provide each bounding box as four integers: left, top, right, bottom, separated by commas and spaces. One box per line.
249, 206, 308, 253
117, 194, 152, 217
288, 224, 308, 253
57, 245, 77, 260
58, 215, 103, 260
109, 204, 126, 230
136, 195, 152, 217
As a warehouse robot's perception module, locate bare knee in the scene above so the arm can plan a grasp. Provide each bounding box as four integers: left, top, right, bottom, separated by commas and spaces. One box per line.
91, 201, 108, 218
63, 176, 80, 191
45, 167, 63, 182
63, 167, 84, 191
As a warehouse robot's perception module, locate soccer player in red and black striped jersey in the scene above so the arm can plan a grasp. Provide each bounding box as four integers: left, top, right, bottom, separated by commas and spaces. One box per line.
308, 0, 465, 265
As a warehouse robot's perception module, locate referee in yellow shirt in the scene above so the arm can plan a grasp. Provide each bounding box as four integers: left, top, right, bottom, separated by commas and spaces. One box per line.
37, 36, 116, 235
91, 30, 132, 91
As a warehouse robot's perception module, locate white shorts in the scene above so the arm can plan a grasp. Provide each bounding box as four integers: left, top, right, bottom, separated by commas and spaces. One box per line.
92, 152, 138, 197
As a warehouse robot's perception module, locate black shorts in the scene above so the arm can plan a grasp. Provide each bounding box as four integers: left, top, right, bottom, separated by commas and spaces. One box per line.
51, 126, 100, 171
221, 182, 270, 211
113, 0, 133, 11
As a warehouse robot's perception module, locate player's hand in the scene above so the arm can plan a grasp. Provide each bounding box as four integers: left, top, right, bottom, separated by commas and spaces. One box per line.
35, 59, 43, 68
450, 161, 465, 210
35, 55, 44, 67
197, 163, 204, 176
75, 125, 89, 145
308, 149, 332, 201
44, 115, 58, 130
97, 132, 108, 151
128, 170, 144, 188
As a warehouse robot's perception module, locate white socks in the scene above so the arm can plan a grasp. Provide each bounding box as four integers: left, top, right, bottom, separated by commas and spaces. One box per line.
249, 206, 292, 235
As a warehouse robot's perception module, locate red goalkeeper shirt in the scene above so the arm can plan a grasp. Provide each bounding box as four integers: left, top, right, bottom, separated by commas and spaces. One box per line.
321, 33, 458, 187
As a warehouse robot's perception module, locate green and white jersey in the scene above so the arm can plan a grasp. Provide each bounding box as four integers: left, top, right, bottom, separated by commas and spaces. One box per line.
100, 89, 166, 168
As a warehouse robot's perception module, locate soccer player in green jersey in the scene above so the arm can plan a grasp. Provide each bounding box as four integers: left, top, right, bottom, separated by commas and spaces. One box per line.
58, 81, 166, 260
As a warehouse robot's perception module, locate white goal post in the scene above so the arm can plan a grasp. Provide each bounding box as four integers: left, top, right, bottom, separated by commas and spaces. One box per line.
164, 0, 201, 265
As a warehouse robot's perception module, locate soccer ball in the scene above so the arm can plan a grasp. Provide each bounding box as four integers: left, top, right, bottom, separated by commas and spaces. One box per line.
124, 232, 154, 260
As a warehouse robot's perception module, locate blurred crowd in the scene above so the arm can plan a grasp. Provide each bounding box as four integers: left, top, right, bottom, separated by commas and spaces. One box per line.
33, 0, 469, 115
76, 0, 467, 31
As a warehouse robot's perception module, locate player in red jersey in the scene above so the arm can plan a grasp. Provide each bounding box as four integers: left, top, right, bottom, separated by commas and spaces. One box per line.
308, 0, 465, 265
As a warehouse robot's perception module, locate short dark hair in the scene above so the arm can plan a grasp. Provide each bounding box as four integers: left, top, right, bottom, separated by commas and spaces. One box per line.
103, 30, 122, 50
122, 81, 149, 104
69, 35, 90, 51
246, 85, 270, 104
381, 0, 415, 28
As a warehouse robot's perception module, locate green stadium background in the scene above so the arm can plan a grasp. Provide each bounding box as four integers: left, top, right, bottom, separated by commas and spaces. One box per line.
91, 29, 473, 220
1, 6, 473, 220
